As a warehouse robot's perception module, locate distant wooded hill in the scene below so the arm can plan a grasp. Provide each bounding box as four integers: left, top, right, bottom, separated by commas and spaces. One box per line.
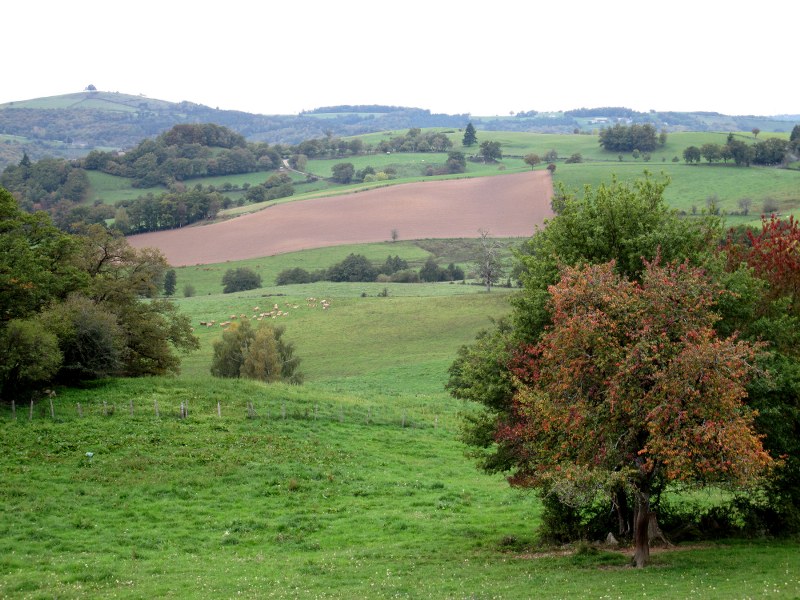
1, 90, 798, 170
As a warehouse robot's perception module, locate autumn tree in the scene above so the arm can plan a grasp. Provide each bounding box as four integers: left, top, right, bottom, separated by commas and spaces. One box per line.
503, 260, 772, 567
449, 173, 724, 544
523, 154, 541, 169
720, 216, 800, 531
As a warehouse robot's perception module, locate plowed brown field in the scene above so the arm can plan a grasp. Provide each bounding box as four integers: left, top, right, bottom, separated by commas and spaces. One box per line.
127, 171, 553, 266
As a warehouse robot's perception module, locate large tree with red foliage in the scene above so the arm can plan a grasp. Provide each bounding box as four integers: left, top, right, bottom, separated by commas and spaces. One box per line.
500, 259, 773, 567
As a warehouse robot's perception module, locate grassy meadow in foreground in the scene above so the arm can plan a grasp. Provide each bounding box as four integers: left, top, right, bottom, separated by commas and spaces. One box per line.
3, 242, 800, 598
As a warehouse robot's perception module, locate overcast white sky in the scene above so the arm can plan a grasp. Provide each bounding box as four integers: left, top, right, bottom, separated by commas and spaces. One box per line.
3, 0, 797, 117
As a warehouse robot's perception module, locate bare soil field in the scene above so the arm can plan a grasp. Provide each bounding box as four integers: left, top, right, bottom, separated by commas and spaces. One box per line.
128, 171, 553, 266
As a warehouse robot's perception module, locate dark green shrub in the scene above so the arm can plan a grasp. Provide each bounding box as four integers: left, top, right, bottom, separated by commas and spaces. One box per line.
327, 254, 377, 282
222, 267, 262, 293
276, 267, 313, 286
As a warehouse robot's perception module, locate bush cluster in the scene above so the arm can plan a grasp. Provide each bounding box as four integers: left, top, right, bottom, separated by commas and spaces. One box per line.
210, 319, 302, 384
275, 254, 463, 286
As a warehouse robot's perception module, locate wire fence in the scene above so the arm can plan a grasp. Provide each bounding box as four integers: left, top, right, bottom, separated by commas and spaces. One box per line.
3, 395, 459, 433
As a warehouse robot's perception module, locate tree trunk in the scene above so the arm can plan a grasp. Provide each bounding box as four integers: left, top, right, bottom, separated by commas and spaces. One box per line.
613, 487, 632, 539
632, 490, 651, 568
647, 512, 672, 548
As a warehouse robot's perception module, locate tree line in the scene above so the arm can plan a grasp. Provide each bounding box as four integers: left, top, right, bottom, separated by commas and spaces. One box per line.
272, 254, 466, 286
682, 129, 799, 166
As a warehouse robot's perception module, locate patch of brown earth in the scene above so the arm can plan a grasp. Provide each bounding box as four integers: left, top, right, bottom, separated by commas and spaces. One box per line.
127, 171, 554, 266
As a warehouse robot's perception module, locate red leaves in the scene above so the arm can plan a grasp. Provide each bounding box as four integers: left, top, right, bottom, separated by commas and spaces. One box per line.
504, 258, 773, 491
729, 215, 800, 307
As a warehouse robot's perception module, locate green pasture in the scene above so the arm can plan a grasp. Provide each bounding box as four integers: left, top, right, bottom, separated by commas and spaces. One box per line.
171, 238, 521, 296
306, 152, 529, 184
86, 171, 166, 205
2, 313, 799, 598
552, 162, 800, 224
176, 283, 514, 382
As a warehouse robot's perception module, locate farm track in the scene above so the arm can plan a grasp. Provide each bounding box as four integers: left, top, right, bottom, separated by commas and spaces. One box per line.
127, 171, 554, 266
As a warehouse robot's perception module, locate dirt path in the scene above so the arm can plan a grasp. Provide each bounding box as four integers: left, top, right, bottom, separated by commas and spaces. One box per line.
127, 170, 554, 266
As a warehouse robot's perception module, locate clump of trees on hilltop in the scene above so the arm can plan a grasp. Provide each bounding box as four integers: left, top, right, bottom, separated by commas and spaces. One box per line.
448, 173, 800, 566
0, 187, 199, 401
598, 123, 665, 152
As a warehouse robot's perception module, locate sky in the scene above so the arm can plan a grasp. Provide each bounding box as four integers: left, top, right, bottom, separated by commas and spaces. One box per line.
4, 0, 798, 117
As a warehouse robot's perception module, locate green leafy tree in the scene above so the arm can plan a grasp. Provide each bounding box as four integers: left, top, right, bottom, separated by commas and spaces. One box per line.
682, 146, 701, 163
478, 141, 502, 162
75, 224, 198, 376
419, 257, 445, 282
163, 269, 177, 296
790, 124, 800, 151
327, 254, 377, 282
726, 135, 755, 166
462, 122, 478, 146
0, 319, 62, 400
379, 255, 409, 275
331, 162, 355, 183
700, 143, 722, 163
211, 319, 302, 384
0, 187, 86, 322
222, 267, 262, 293
39, 295, 124, 383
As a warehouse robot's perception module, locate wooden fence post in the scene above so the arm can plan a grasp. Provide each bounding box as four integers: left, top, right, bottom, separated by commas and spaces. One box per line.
154, 399, 159, 418
29, 399, 34, 421
77, 403, 83, 418
217, 401, 221, 418
11, 399, 15, 420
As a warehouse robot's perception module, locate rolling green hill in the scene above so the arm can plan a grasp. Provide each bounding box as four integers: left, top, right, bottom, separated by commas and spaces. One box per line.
2, 90, 797, 172
3, 246, 799, 597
